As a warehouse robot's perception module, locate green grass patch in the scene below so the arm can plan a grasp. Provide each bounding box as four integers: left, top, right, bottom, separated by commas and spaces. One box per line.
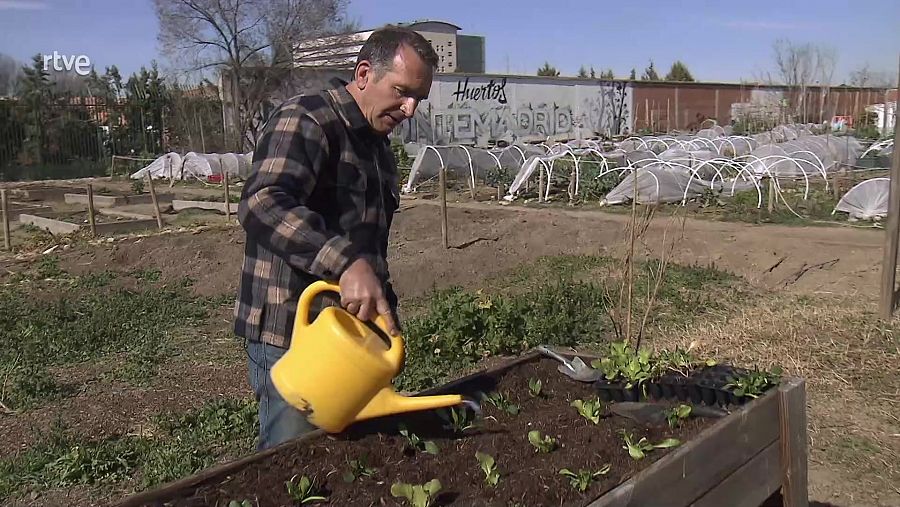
0, 264, 216, 409
0, 399, 258, 500
396, 255, 744, 392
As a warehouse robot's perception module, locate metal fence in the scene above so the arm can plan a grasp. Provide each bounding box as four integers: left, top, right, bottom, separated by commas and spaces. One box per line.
0, 96, 227, 181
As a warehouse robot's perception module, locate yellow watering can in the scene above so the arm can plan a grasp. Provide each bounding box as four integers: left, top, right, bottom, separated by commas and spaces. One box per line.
270, 280, 466, 433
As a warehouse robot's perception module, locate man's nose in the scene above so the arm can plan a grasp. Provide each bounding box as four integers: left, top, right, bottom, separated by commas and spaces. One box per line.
400, 97, 418, 118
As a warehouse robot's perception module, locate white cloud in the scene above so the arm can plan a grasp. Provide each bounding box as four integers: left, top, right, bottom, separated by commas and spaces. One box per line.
0, 0, 50, 10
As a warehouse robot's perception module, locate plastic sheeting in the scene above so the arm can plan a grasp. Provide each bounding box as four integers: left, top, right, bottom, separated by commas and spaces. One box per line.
833, 177, 889, 220
744, 135, 863, 178
402, 144, 542, 192
131, 152, 252, 180
600, 162, 758, 206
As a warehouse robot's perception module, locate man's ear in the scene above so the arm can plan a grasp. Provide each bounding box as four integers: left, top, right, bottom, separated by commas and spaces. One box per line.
355, 61, 372, 90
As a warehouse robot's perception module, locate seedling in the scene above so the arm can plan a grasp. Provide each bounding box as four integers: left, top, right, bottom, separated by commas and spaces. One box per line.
444, 405, 477, 434
341, 456, 376, 483
621, 431, 680, 460
227, 501, 252, 507
591, 341, 655, 387
527, 430, 557, 453
570, 398, 604, 424
284, 474, 327, 504
657, 347, 716, 376
390, 479, 442, 507
725, 366, 783, 398
559, 464, 611, 492
481, 391, 521, 415
399, 425, 440, 455
476, 451, 501, 487
528, 377, 543, 397
665, 404, 692, 428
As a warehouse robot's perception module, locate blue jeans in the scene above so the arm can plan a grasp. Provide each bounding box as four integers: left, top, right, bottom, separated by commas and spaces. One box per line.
246, 340, 317, 450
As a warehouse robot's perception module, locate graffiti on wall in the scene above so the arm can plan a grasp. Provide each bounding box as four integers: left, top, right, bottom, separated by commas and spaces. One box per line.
396, 77, 632, 145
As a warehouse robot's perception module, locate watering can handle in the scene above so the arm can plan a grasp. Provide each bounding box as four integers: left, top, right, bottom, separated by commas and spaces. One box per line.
297, 280, 405, 369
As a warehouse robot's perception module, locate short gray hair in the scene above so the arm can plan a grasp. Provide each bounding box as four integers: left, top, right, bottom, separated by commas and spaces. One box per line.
356, 25, 438, 75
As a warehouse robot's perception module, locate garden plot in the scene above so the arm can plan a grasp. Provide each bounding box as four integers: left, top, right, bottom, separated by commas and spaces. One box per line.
18, 209, 156, 235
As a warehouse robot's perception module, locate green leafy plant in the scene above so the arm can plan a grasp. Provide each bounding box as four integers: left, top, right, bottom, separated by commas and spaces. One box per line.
391, 479, 442, 507
444, 405, 477, 434
559, 464, 611, 492
665, 404, 692, 428
475, 452, 500, 487
656, 347, 716, 376
528, 377, 543, 397
725, 367, 783, 398
621, 431, 680, 460
481, 391, 521, 415
527, 430, 557, 453
284, 474, 327, 504
399, 425, 439, 455
227, 501, 252, 507
570, 398, 604, 424
341, 457, 376, 483
591, 341, 656, 388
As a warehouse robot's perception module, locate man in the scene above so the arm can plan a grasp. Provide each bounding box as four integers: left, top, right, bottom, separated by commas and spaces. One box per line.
235, 26, 438, 450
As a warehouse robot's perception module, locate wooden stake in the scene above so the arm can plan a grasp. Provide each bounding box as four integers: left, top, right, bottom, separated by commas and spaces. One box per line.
767, 178, 776, 213
538, 165, 545, 203
147, 173, 163, 230
714, 89, 720, 124
644, 98, 649, 130
674, 87, 680, 130
223, 169, 231, 222
879, 55, 900, 319
667, 98, 671, 133
439, 166, 448, 249
86, 183, 97, 238
1, 188, 10, 251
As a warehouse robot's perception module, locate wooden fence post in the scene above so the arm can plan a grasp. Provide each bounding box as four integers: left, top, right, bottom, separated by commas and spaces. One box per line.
86, 184, 97, 238
538, 165, 545, 203
439, 166, 448, 249
147, 174, 163, 230
878, 55, 900, 319
767, 178, 776, 213
1, 188, 10, 251
223, 169, 231, 222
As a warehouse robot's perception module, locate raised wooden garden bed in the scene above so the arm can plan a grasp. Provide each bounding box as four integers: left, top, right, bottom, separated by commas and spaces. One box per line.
115, 351, 806, 507
63, 192, 173, 208
171, 199, 238, 214
19, 211, 157, 235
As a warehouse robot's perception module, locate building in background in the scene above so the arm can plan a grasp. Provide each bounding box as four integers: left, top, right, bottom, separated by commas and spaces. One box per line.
292, 20, 485, 73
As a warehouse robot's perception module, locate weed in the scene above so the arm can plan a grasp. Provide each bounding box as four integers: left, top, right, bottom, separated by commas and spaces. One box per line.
390, 479, 442, 507
527, 377, 543, 397
398, 425, 439, 455
527, 430, 557, 453
559, 465, 611, 492
475, 452, 500, 487
34, 256, 64, 279
621, 431, 680, 460
665, 404, 692, 428
74, 271, 118, 288
571, 398, 604, 424
284, 474, 327, 504
342, 457, 376, 483
481, 391, 521, 416
128, 268, 162, 282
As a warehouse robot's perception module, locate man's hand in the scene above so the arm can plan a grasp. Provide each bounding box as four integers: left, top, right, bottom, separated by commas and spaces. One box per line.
338, 258, 399, 336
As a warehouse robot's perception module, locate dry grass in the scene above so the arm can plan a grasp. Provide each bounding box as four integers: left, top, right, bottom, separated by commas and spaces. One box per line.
643, 294, 900, 505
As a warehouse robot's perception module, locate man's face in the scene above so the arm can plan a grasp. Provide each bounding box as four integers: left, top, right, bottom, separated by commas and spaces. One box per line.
353, 45, 433, 135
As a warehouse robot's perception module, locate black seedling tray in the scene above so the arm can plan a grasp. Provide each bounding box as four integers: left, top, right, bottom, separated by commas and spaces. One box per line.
594, 365, 766, 406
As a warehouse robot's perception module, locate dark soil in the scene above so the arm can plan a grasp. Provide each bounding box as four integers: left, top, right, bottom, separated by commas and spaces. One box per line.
163, 358, 713, 507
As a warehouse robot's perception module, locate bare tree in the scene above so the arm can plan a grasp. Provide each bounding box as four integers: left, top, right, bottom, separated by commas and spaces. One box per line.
154, 0, 350, 150
849, 63, 898, 88
771, 39, 838, 123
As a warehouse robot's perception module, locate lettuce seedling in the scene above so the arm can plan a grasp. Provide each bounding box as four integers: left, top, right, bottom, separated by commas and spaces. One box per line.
390, 479, 442, 507
559, 464, 611, 492
621, 430, 680, 460
528, 377, 543, 397
527, 430, 557, 453
476, 452, 501, 487
571, 398, 604, 424
284, 474, 326, 504
665, 404, 692, 428
481, 391, 521, 415
399, 425, 440, 455
341, 456, 376, 483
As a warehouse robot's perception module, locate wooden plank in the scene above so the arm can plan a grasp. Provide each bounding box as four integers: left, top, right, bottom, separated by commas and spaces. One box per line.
779, 378, 808, 507
440, 166, 448, 249
690, 441, 781, 507
880, 56, 900, 319
1, 188, 10, 251
588, 385, 782, 507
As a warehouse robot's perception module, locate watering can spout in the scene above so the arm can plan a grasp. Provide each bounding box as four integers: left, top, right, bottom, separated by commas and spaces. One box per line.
355, 387, 464, 422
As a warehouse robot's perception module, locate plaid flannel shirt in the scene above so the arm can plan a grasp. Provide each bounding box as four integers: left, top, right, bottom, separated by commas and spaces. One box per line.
234, 78, 400, 348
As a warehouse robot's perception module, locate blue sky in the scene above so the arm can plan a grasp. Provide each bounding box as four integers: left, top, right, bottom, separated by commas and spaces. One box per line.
0, 0, 897, 84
